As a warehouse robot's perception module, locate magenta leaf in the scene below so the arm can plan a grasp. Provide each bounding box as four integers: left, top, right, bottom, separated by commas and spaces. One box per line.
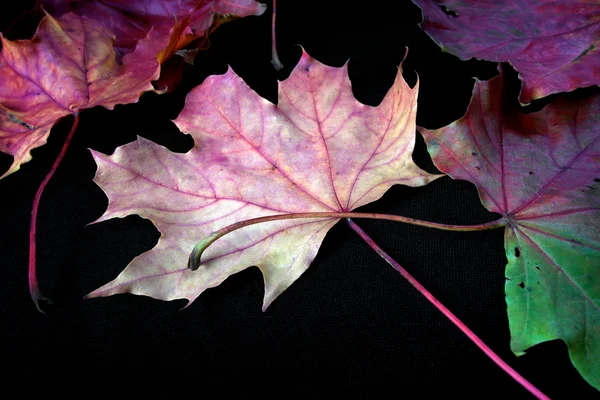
42, 0, 267, 61
88, 51, 440, 309
412, 0, 600, 103
420, 73, 600, 389
0, 12, 170, 177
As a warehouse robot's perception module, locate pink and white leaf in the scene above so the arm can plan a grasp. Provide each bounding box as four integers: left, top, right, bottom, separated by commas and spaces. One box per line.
88, 51, 439, 308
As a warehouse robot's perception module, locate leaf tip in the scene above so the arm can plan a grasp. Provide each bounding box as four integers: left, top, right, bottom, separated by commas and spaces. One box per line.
400, 46, 409, 63
83, 289, 99, 300
297, 47, 316, 71
0, 162, 19, 180
179, 300, 193, 311
261, 297, 273, 312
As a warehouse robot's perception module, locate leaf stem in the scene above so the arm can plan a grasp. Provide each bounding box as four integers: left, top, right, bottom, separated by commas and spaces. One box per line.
188, 212, 505, 270
29, 113, 80, 312
345, 218, 549, 400
271, 0, 283, 71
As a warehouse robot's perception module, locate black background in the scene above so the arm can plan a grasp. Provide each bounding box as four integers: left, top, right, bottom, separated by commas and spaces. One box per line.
1, 1, 597, 398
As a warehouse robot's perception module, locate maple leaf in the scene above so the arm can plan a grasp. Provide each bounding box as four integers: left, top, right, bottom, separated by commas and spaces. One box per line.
412, 0, 600, 103
42, 0, 267, 62
40, 0, 266, 93
87, 51, 440, 309
0, 12, 170, 178
419, 74, 600, 389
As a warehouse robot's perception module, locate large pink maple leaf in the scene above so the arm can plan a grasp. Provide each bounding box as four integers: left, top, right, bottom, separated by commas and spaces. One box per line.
412, 0, 600, 103
88, 51, 440, 309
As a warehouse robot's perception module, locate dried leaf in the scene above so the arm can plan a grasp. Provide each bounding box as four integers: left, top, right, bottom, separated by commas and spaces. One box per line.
42, 0, 267, 61
88, 51, 440, 309
420, 74, 600, 389
0, 12, 169, 177
412, 0, 600, 103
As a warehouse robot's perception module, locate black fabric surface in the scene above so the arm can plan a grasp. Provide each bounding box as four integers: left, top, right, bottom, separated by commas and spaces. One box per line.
1, 1, 597, 398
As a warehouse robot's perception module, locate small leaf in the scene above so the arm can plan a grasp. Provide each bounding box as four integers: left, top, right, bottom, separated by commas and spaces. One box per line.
88, 51, 440, 309
43, 0, 267, 61
0, 12, 170, 177
420, 73, 600, 389
412, 0, 600, 103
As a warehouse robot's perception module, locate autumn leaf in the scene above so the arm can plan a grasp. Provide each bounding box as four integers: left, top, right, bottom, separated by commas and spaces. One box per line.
87, 51, 440, 309
40, 0, 266, 93
420, 74, 600, 389
42, 0, 267, 62
0, 12, 170, 178
412, 0, 600, 103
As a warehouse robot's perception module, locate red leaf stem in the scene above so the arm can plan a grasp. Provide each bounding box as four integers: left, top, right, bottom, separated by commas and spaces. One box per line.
345, 218, 550, 400
189, 212, 505, 270
29, 113, 80, 312
271, 0, 283, 71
